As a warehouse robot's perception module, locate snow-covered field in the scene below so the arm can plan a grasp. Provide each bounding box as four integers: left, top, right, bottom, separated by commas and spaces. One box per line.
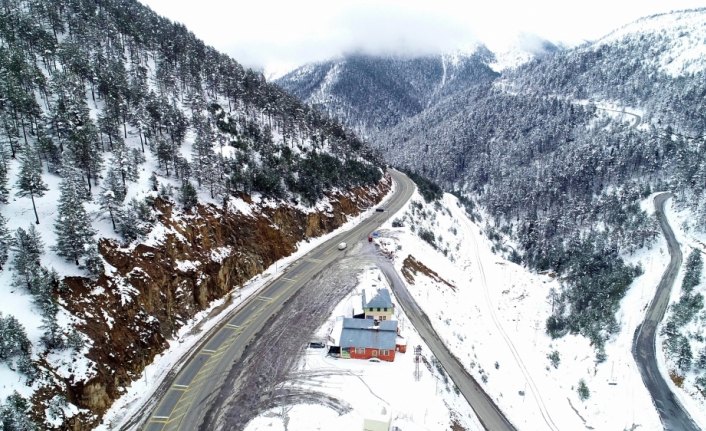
362, 191, 675, 430
244, 266, 482, 431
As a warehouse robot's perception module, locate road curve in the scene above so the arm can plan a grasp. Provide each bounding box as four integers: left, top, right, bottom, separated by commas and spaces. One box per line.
632, 193, 700, 431
135, 170, 414, 431
376, 255, 517, 431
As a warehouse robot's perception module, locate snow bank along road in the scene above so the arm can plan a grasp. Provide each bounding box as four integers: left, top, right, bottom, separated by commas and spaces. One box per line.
374, 255, 517, 431
135, 170, 414, 431
632, 193, 700, 431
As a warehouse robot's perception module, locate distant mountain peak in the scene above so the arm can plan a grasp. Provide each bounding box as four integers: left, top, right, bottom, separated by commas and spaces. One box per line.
595, 8, 706, 77
487, 32, 562, 72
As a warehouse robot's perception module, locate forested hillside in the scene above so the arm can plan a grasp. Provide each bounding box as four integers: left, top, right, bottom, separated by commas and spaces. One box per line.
0, 0, 383, 428
284, 8, 706, 363
276, 50, 499, 137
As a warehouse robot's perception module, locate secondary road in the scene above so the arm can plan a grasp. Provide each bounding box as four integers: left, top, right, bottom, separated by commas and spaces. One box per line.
632, 193, 700, 431
375, 254, 517, 431
138, 169, 414, 431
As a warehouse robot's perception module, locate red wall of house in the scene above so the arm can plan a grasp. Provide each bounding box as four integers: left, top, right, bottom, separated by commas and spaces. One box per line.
348, 347, 396, 362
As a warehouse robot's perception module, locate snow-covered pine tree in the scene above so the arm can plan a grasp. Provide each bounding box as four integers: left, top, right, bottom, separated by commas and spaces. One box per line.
179, 180, 198, 211
54, 167, 96, 266
191, 116, 215, 187
0, 214, 12, 270
83, 244, 104, 279
11, 225, 44, 290
111, 139, 131, 190
0, 391, 36, 431
0, 148, 9, 203
63, 94, 103, 193
15, 145, 49, 225
0, 313, 32, 364
99, 167, 126, 231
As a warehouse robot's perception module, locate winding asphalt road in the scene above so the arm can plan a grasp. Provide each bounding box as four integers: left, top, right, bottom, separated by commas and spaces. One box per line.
136, 170, 415, 431
375, 252, 517, 431
632, 193, 700, 431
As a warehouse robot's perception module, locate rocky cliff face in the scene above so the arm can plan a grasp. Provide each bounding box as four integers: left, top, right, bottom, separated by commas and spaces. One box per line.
37, 176, 390, 429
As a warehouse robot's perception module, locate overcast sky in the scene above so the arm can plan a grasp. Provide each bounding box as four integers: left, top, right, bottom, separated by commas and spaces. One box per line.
139, 0, 705, 77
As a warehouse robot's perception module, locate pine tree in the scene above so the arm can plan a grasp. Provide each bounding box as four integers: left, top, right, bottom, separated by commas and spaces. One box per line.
54, 168, 96, 266
116, 198, 153, 242
83, 244, 104, 279
577, 378, 590, 401
0, 214, 12, 270
15, 146, 49, 225
0, 391, 37, 431
0, 314, 32, 364
179, 180, 198, 211
697, 348, 706, 370
0, 148, 9, 204
11, 226, 44, 290
99, 167, 125, 231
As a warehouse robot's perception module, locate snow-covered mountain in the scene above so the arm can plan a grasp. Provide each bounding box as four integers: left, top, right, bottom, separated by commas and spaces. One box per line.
598, 8, 706, 77
276, 48, 499, 137
488, 32, 561, 72
274, 8, 706, 421
0, 0, 387, 428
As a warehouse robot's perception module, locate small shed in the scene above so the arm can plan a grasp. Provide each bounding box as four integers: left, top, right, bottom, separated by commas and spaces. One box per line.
395, 336, 407, 353
363, 406, 391, 431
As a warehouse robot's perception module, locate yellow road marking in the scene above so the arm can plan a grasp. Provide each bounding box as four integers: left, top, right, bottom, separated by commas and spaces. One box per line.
225, 323, 240, 329
172, 384, 188, 390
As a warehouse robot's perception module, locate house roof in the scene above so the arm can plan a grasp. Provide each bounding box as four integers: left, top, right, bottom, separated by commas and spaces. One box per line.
340, 318, 397, 350
362, 288, 393, 309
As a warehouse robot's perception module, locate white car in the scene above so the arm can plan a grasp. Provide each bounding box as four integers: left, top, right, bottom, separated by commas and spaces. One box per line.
337, 242, 347, 250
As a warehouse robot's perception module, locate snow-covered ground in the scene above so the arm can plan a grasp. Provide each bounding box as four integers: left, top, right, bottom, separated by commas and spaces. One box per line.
244, 266, 482, 431
361, 191, 674, 430
598, 8, 706, 77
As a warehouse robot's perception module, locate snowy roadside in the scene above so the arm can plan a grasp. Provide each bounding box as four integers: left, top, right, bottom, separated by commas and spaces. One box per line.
369, 191, 666, 430
656, 197, 706, 429
244, 265, 483, 431
97, 180, 397, 430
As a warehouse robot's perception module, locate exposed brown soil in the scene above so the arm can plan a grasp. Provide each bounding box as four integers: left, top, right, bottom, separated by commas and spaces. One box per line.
401, 255, 456, 291
669, 370, 685, 388
33, 176, 390, 430
450, 418, 467, 431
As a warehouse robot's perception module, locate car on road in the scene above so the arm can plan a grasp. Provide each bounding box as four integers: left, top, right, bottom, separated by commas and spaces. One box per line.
337, 242, 347, 250
368, 357, 381, 363
375, 208, 385, 212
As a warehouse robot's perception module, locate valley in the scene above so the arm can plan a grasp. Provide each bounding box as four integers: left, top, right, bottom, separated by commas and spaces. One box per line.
0, 1, 705, 430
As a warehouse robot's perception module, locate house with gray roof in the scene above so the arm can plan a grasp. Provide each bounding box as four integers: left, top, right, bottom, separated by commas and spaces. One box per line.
362, 288, 394, 321
339, 318, 398, 362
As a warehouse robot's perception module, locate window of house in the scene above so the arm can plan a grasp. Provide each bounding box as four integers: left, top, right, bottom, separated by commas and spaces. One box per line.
377, 307, 381, 312
372, 350, 378, 357
356, 348, 365, 354
380, 316, 386, 320
383, 307, 387, 311
381, 350, 389, 356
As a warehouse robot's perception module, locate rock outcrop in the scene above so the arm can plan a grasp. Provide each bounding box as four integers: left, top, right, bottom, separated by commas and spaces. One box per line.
40, 176, 390, 429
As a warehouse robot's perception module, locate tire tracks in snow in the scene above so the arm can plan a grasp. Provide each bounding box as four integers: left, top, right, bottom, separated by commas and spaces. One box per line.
457, 206, 561, 431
